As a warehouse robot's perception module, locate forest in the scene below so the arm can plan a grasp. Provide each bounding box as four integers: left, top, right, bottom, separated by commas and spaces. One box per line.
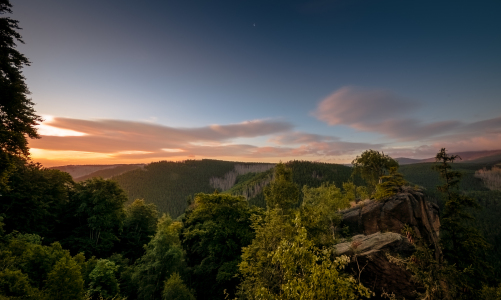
2, 0, 501, 299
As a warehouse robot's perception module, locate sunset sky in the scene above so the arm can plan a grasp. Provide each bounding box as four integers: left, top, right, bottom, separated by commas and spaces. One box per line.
12, 0, 501, 166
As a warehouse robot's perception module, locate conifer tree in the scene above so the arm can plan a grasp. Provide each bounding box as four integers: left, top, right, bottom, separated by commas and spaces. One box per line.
0, 0, 42, 191
434, 148, 490, 293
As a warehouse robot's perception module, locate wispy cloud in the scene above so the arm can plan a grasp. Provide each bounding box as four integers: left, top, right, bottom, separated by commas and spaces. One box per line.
313, 86, 418, 126
29, 117, 381, 166
268, 132, 339, 145
313, 86, 481, 141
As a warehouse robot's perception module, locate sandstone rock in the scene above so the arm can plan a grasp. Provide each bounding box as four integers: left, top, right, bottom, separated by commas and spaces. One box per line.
341, 188, 441, 261
337, 189, 442, 299
335, 232, 417, 299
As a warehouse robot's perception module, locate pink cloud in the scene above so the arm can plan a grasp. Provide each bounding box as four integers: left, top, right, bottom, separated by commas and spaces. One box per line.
312, 86, 501, 142
313, 86, 418, 126
29, 117, 384, 165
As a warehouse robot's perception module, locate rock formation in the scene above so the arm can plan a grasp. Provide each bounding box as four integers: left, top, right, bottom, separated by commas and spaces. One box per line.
335, 232, 416, 299
338, 188, 441, 299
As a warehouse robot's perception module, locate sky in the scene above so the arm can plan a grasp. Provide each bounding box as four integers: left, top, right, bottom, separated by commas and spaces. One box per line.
10, 0, 501, 166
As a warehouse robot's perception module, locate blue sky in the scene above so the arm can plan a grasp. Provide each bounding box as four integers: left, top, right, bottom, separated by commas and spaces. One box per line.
11, 0, 501, 166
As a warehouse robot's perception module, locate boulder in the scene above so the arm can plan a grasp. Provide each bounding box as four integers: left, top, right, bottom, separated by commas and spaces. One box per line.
335, 232, 418, 299
341, 188, 441, 261
337, 189, 442, 299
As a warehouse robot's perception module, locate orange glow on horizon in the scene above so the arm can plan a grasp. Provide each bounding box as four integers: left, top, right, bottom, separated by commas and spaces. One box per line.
29, 148, 353, 167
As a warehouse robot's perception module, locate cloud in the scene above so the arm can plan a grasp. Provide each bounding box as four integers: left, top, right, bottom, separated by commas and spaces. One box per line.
268, 132, 339, 145
313, 86, 418, 126
29, 117, 383, 166
267, 132, 380, 156
313, 86, 465, 141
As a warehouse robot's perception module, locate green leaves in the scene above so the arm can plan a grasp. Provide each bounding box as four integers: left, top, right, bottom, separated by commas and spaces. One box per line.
238, 213, 370, 299
118, 199, 158, 261
264, 163, 300, 210
132, 214, 184, 300
352, 149, 399, 194
67, 178, 127, 257
45, 256, 84, 300
181, 193, 256, 300
162, 273, 195, 300
86, 259, 119, 300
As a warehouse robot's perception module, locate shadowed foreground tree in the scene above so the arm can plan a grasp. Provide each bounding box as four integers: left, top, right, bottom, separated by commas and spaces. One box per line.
181, 193, 256, 300
0, 0, 42, 191
117, 199, 158, 262
434, 148, 490, 293
64, 178, 127, 257
132, 214, 184, 300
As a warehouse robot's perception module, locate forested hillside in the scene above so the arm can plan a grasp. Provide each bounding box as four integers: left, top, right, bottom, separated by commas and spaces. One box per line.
74, 164, 145, 181
111, 160, 277, 218
50, 165, 119, 178
224, 160, 360, 207
112, 160, 358, 217
400, 158, 501, 274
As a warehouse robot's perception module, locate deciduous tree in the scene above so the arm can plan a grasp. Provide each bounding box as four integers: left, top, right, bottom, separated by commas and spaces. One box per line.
351, 149, 399, 194
181, 193, 256, 300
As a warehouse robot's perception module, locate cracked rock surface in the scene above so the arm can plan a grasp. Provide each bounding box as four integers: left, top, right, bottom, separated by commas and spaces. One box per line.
337, 189, 441, 299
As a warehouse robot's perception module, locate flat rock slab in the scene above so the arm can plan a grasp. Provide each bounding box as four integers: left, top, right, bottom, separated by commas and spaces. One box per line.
340, 189, 442, 262
335, 232, 418, 300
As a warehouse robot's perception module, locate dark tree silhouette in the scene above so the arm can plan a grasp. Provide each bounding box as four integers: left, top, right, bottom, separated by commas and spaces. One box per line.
0, 0, 42, 190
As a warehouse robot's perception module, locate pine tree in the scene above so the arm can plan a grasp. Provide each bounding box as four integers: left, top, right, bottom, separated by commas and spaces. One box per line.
434, 148, 490, 293
0, 0, 42, 191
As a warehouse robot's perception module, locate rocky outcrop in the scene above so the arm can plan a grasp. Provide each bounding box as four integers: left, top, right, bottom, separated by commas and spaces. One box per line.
341, 188, 441, 261
338, 189, 442, 299
209, 164, 275, 191
335, 232, 417, 299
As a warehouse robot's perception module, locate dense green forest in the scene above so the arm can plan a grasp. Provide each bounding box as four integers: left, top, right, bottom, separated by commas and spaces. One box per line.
2, 1, 501, 298
111, 160, 276, 218
74, 164, 145, 182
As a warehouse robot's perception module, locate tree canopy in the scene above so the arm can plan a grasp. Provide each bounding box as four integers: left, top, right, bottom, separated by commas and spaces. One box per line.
0, 0, 42, 192
351, 149, 399, 194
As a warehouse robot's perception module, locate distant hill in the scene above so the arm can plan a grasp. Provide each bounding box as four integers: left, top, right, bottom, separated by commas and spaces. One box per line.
396, 149, 501, 165
107, 159, 356, 218
110, 160, 277, 218
50, 165, 120, 178
223, 160, 358, 207
395, 157, 423, 165
74, 164, 145, 181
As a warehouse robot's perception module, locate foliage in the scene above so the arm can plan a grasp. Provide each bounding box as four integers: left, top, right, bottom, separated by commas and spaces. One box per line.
481, 283, 501, 300
0, 232, 86, 300
117, 199, 158, 262
132, 214, 184, 300
239, 214, 370, 299
300, 182, 350, 246
181, 193, 256, 300
86, 259, 119, 300
373, 167, 407, 200
0, 0, 42, 192
162, 272, 196, 300
44, 256, 84, 300
112, 160, 246, 218
434, 148, 490, 290
0, 0, 40, 154
238, 208, 295, 297
0, 159, 74, 241
263, 162, 300, 210
65, 178, 127, 257
0, 268, 36, 299
352, 149, 399, 193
